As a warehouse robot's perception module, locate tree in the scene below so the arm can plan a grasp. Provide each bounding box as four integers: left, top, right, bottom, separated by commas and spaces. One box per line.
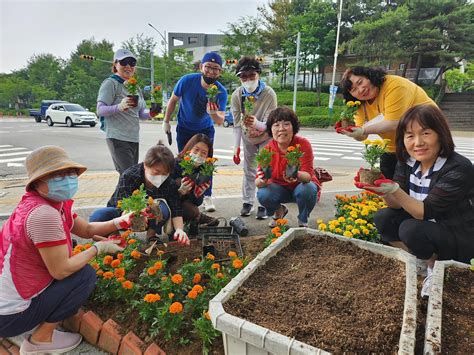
121, 34, 157, 86
25, 54, 65, 97
221, 16, 263, 61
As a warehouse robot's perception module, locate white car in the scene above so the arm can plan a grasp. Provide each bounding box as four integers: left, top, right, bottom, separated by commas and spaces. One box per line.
45, 103, 98, 127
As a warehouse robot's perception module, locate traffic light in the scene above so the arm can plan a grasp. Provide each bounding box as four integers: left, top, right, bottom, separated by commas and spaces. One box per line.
80, 54, 95, 61
225, 59, 238, 65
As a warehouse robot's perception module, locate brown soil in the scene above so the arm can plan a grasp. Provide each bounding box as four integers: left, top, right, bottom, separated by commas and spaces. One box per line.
224, 234, 407, 353
84, 236, 265, 354
358, 168, 382, 185
441, 268, 474, 353
340, 118, 353, 128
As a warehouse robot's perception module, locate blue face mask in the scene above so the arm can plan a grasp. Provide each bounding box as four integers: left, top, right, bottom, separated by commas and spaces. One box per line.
46, 175, 78, 201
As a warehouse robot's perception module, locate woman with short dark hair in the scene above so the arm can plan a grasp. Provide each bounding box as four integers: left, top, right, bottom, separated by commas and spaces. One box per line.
355, 105, 474, 298
256, 107, 321, 228
338, 66, 436, 179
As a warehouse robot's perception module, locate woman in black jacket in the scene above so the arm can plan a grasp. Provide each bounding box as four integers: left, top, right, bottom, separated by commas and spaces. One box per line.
355, 104, 473, 298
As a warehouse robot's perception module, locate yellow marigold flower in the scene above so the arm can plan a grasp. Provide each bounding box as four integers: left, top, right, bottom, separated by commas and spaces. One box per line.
316, 219, 323, 224
193, 273, 202, 284
111, 259, 121, 268
103, 255, 113, 265
169, 302, 183, 314
148, 196, 154, 205
131, 250, 141, 260
168, 293, 174, 299
117, 200, 122, 208
343, 231, 353, 238
128, 239, 137, 245
96, 269, 104, 277
329, 224, 335, 231
206, 253, 215, 260
216, 272, 224, 279
335, 228, 343, 234
211, 263, 220, 270
103, 271, 114, 279
122, 280, 134, 289
355, 100, 361, 105
187, 290, 198, 299
154, 261, 163, 270
171, 274, 183, 284
204, 311, 211, 320
352, 228, 360, 235
210, 84, 217, 90
346, 225, 353, 231
91, 262, 99, 270
338, 217, 345, 222
361, 210, 369, 216
144, 293, 161, 303
350, 211, 358, 218
228, 251, 237, 258
114, 268, 125, 278
192, 284, 204, 294
232, 259, 244, 269
346, 101, 354, 107
318, 223, 327, 231
147, 267, 157, 276
271, 226, 281, 234
367, 223, 374, 229
363, 228, 370, 235
132, 189, 139, 196
287, 146, 295, 152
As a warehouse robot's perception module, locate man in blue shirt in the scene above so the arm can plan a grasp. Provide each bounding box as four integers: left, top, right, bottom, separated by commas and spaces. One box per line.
163, 52, 227, 212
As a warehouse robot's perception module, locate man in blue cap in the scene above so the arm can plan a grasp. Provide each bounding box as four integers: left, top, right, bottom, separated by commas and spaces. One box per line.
163, 52, 227, 212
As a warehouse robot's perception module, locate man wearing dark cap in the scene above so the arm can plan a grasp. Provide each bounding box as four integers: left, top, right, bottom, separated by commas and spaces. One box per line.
163, 52, 227, 212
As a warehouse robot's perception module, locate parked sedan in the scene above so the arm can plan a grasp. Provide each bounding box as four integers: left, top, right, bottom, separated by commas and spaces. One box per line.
45, 103, 98, 127
223, 106, 234, 127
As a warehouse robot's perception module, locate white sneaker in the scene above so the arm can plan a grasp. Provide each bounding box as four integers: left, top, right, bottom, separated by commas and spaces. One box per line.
421, 267, 433, 298
203, 196, 216, 212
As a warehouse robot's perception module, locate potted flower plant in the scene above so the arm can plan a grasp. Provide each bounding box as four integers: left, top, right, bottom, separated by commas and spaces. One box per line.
255, 147, 274, 179
241, 96, 256, 135
179, 152, 199, 183
284, 144, 304, 179
124, 76, 140, 107
197, 157, 218, 185
358, 139, 389, 184
150, 85, 163, 114
206, 84, 219, 104
118, 183, 148, 231
336, 100, 361, 128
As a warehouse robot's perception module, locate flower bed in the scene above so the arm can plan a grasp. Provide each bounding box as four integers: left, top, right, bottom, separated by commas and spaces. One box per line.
210, 228, 417, 354
74, 231, 266, 353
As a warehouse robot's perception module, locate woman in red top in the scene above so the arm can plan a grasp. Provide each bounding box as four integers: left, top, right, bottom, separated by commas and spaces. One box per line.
256, 107, 321, 227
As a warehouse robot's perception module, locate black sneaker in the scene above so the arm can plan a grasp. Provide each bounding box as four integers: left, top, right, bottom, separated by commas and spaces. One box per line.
256, 206, 268, 220
198, 213, 219, 227
240, 203, 254, 216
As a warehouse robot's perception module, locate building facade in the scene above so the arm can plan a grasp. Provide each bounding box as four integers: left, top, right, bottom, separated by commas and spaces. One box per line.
168, 32, 224, 63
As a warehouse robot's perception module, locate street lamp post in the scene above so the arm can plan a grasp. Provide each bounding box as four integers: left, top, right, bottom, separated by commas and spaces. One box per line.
148, 23, 168, 106
329, 0, 344, 115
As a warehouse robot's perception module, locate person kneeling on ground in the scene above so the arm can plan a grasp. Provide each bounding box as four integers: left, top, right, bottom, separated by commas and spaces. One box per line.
354, 105, 473, 298
89, 142, 190, 246
256, 107, 321, 228
0, 146, 127, 353
173, 134, 219, 235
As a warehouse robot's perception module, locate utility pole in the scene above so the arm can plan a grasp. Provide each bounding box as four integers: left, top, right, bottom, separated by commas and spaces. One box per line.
148, 23, 168, 107
329, 0, 343, 115
293, 32, 301, 112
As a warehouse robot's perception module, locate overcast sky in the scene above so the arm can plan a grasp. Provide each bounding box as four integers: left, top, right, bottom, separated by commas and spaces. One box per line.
0, 0, 267, 74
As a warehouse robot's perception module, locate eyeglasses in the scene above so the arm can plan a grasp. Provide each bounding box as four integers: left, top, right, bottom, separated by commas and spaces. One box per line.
203, 65, 222, 73
118, 57, 137, 67
48, 169, 78, 182
239, 72, 258, 81
271, 121, 292, 130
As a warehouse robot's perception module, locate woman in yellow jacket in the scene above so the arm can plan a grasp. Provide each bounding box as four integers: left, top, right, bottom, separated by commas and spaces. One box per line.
338, 66, 436, 178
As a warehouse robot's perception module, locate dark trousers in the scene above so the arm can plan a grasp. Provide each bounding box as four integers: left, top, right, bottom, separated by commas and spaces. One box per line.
374, 208, 457, 260
176, 125, 215, 197
0, 265, 96, 337
106, 138, 139, 175
380, 152, 397, 180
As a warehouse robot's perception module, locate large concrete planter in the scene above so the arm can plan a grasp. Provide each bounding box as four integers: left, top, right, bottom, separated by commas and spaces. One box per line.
209, 228, 418, 354
423, 260, 470, 354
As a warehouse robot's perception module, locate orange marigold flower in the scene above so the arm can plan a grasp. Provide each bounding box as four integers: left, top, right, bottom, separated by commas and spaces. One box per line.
96, 269, 104, 277
114, 268, 125, 278
271, 238, 277, 243
144, 293, 160, 303
193, 273, 202, 284
169, 302, 183, 314
287, 146, 295, 152
131, 250, 141, 260
111, 259, 121, 268
204, 311, 211, 320
211, 263, 220, 270
184, 156, 191, 161
103, 271, 114, 279
232, 259, 244, 269
148, 196, 154, 205
193, 258, 201, 263
192, 284, 204, 294
168, 292, 174, 299
171, 274, 183, 284
72, 250, 80, 256
75, 245, 85, 252
121, 230, 131, 238
206, 253, 215, 260
117, 253, 124, 261
147, 267, 157, 276
274, 232, 282, 238
122, 280, 134, 289
103, 255, 113, 265
161, 276, 167, 281
91, 262, 99, 270
84, 243, 92, 249
128, 77, 137, 85
228, 251, 237, 258
128, 239, 137, 245
271, 226, 281, 234
116, 277, 125, 282
154, 261, 163, 270
187, 290, 198, 299
276, 218, 288, 226
216, 272, 224, 279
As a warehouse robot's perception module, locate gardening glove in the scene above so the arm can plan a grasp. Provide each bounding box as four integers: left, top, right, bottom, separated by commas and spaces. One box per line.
178, 177, 194, 195
162, 120, 171, 135
354, 171, 398, 196
118, 97, 133, 112
339, 125, 365, 139
112, 211, 134, 230
207, 101, 219, 114
334, 121, 342, 131
94, 239, 124, 255
233, 147, 241, 165
194, 181, 211, 198
243, 115, 256, 127
173, 228, 190, 246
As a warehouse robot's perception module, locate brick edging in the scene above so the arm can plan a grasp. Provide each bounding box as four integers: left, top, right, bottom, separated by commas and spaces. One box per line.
62, 309, 165, 355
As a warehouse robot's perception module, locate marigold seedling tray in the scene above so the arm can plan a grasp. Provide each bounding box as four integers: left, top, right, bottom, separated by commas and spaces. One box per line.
200, 226, 244, 263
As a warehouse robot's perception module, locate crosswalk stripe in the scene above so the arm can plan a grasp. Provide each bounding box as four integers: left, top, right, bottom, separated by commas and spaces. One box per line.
0, 151, 32, 158
311, 146, 356, 153
341, 156, 364, 160
0, 145, 13, 148
0, 157, 27, 164
214, 149, 234, 153
314, 157, 331, 161
0, 147, 28, 153
314, 152, 343, 156
213, 154, 232, 160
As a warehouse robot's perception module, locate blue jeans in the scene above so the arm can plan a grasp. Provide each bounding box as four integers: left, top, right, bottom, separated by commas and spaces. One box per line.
257, 182, 318, 224
0, 265, 96, 337
89, 203, 170, 234
176, 124, 215, 197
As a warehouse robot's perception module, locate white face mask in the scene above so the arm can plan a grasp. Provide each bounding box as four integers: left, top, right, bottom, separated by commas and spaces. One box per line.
242, 80, 258, 93
146, 172, 169, 188
190, 153, 206, 166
